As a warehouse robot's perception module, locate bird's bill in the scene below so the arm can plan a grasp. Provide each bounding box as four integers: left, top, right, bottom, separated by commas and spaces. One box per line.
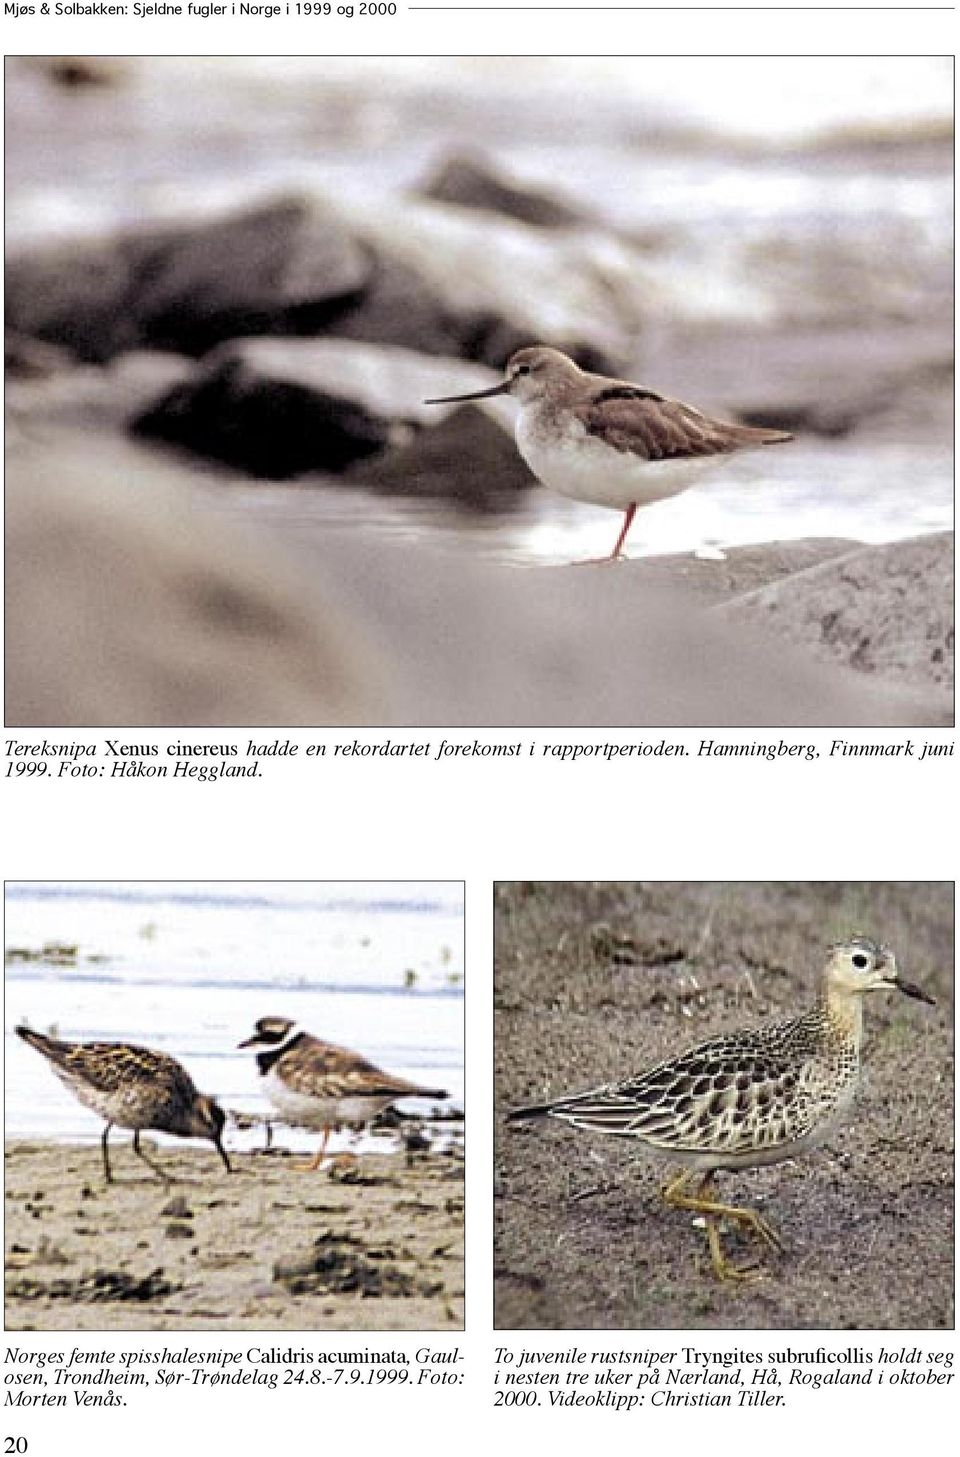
423, 380, 511, 403
215, 1135, 233, 1173
894, 974, 936, 1005
237, 1034, 259, 1048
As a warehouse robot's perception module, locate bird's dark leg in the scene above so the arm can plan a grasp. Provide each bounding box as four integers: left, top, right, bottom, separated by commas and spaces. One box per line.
132, 1129, 172, 1184
214, 1134, 232, 1174
101, 1122, 114, 1183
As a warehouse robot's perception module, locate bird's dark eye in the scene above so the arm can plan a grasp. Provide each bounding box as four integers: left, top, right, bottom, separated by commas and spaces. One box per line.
515, 364, 531, 376
852, 953, 868, 969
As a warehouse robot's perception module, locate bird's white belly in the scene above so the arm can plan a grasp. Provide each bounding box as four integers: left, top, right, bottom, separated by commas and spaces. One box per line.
263, 1072, 387, 1128
516, 414, 718, 512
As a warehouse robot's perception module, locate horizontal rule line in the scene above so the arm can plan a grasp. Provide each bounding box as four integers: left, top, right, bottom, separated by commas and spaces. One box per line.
408, 7, 955, 11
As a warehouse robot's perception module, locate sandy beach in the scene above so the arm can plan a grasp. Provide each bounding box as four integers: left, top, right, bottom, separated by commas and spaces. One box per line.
5, 1143, 464, 1332
494, 881, 954, 1331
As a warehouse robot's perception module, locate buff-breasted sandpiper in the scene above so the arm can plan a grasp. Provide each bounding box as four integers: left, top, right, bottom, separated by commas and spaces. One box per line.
506, 937, 934, 1280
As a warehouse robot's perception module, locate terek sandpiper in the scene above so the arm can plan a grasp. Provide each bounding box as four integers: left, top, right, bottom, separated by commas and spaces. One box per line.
238, 1016, 448, 1170
506, 937, 934, 1281
16, 1026, 232, 1183
426, 346, 793, 561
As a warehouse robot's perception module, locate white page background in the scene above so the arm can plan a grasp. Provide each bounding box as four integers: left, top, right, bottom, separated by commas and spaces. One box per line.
4, 729, 956, 1451
2, 25, 957, 1457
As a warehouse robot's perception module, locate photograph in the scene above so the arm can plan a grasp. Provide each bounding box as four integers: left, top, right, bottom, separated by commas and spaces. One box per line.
494, 881, 953, 1330
5, 56, 953, 726
4, 880, 464, 1331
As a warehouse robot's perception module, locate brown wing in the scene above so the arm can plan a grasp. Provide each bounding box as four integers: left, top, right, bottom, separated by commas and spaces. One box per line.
535, 1024, 817, 1155
279, 1036, 440, 1099
575, 386, 793, 462
18, 1027, 194, 1096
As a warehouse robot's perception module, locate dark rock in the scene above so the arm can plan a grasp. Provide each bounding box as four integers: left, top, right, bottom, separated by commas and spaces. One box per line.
135, 337, 508, 430
127, 200, 369, 356
6, 198, 370, 364
160, 1196, 193, 1219
6, 238, 143, 363
348, 402, 535, 512
447, 313, 545, 371
7, 189, 625, 378
25, 57, 129, 89
590, 925, 641, 966
419, 152, 590, 230
273, 1232, 420, 1297
6, 1267, 179, 1303
328, 1164, 385, 1187
320, 250, 468, 359
134, 347, 394, 477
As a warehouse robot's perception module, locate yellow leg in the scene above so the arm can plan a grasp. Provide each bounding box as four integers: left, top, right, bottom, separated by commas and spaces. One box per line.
704, 1217, 762, 1283
661, 1169, 783, 1281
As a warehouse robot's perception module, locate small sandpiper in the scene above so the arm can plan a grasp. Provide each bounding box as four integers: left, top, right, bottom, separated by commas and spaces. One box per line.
16, 1026, 232, 1183
506, 937, 933, 1280
426, 346, 793, 562
239, 1016, 449, 1170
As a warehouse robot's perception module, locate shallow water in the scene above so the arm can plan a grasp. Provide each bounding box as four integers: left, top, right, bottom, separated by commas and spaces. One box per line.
215, 435, 953, 567
4, 881, 464, 1152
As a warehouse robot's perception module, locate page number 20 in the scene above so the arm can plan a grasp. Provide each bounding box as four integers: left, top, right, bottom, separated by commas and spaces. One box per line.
4, 1440, 28, 1453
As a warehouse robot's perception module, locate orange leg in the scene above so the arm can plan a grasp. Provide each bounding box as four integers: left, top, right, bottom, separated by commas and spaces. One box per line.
294, 1126, 330, 1172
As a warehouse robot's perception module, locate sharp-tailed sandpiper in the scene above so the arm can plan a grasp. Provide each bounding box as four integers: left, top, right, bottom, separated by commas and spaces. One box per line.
16, 1025, 232, 1183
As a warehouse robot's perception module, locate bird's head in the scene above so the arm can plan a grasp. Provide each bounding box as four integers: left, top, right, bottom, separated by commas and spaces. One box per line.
424, 346, 581, 406
824, 936, 934, 1004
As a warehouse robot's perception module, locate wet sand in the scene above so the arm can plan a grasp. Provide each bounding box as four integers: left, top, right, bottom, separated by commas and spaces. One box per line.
5, 1144, 463, 1331
494, 881, 954, 1330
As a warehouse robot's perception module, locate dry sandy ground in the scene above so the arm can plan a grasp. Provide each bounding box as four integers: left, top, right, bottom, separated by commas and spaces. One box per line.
5, 1145, 463, 1331
494, 881, 954, 1330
